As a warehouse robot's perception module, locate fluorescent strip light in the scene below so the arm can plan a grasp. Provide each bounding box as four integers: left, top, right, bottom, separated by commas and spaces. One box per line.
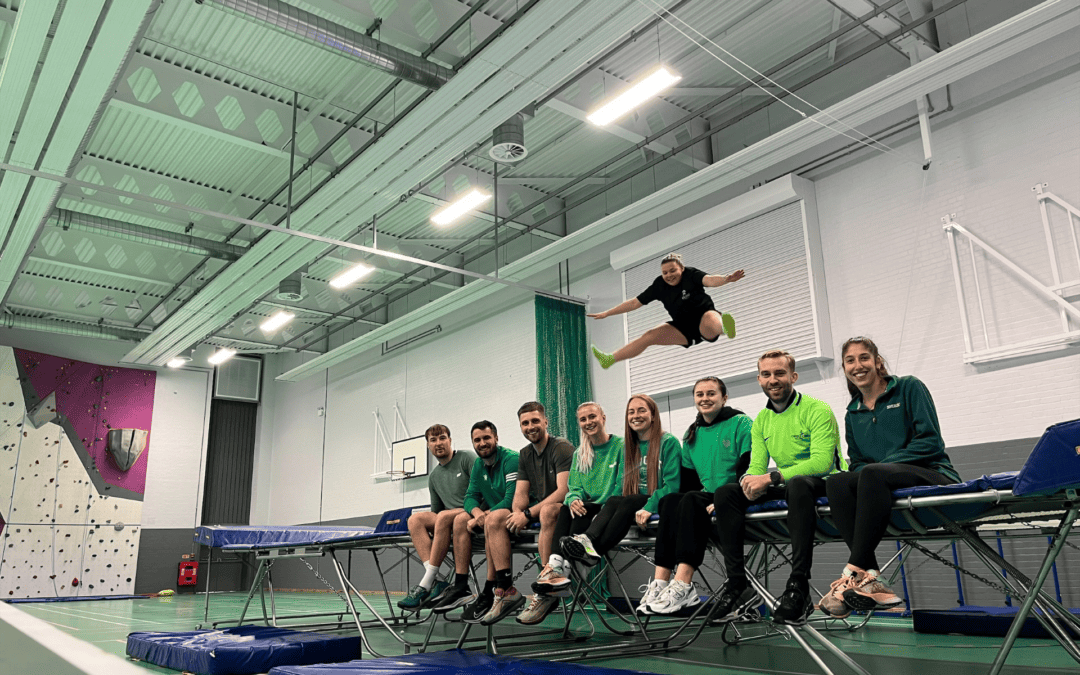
329, 262, 375, 289
208, 348, 236, 365
430, 188, 491, 226
586, 66, 682, 126
260, 311, 295, 332
166, 357, 189, 369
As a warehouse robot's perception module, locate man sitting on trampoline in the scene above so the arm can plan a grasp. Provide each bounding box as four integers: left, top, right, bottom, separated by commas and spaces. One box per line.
589, 252, 744, 369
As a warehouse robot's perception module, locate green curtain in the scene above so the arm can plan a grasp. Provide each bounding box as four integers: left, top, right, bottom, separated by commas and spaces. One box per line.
535, 295, 592, 446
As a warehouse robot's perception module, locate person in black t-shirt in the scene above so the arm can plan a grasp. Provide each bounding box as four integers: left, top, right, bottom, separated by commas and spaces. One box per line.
589, 252, 744, 369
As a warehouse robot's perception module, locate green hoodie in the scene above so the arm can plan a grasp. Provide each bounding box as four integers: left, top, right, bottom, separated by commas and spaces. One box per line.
627, 432, 682, 513
749, 390, 845, 479
462, 446, 519, 513
846, 375, 960, 482
682, 408, 753, 492
565, 435, 624, 506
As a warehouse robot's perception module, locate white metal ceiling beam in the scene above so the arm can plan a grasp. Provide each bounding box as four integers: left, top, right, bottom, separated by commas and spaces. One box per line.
122, 0, 681, 366
276, 0, 1080, 381
0, 0, 159, 304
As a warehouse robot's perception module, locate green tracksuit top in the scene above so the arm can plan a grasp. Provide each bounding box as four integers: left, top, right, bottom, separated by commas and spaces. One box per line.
682, 410, 754, 492
749, 390, 845, 479
846, 375, 960, 483
624, 432, 682, 513
428, 450, 476, 512
462, 446, 519, 513
565, 435, 625, 506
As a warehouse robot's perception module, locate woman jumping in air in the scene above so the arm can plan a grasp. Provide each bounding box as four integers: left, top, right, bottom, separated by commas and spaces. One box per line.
589, 253, 745, 369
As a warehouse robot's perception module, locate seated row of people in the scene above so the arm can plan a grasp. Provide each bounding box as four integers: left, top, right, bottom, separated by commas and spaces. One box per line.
402, 337, 959, 628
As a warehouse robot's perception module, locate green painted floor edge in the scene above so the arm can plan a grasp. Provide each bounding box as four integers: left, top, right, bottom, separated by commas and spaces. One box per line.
11, 591, 1079, 675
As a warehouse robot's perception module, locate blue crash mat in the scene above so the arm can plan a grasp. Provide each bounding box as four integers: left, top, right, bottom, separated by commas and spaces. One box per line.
268, 649, 660, 675
1014, 419, 1080, 497
195, 525, 376, 549
913, 605, 1080, 640
127, 626, 361, 675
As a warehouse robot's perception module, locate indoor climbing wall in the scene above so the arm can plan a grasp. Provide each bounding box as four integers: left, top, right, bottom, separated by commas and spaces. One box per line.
0, 346, 153, 598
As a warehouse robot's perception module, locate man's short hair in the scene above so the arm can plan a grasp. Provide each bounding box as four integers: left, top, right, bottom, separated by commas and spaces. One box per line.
517, 401, 546, 418
425, 423, 451, 441
471, 420, 498, 436
758, 349, 796, 372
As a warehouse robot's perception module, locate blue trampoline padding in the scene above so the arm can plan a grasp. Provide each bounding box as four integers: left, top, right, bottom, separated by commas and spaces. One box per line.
126, 626, 361, 675
195, 525, 375, 549
1014, 419, 1080, 497
912, 605, 1080, 640
372, 507, 413, 534
267, 649, 660, 675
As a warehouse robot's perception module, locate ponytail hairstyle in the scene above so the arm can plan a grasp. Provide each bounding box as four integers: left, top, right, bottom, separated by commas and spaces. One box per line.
840, 336, 890, 399
573, 401, 605, 474
683, 376, 728, 446
622, 394, 664, 496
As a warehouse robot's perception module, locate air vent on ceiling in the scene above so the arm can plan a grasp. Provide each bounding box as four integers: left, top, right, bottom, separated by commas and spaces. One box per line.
489, 114, 527, 163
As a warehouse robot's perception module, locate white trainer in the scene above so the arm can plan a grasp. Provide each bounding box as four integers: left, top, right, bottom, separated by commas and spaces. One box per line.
636, 578, 668, 615
647, 579, 701, 615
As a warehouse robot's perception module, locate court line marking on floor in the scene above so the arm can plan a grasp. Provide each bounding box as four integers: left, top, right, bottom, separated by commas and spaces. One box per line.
640, 654, 820, 675
23, 604, 145, 627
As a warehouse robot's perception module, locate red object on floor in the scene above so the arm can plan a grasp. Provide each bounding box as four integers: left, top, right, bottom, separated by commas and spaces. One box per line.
178, 561, 198, 587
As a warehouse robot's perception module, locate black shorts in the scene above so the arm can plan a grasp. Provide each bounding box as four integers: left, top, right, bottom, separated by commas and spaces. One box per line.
667, 309, 720, 348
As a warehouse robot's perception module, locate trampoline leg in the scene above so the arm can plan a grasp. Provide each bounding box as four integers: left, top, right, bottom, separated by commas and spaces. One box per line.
330, 551, 386, 658
989, 505, 1079, 675
371, 549, 399, 623
201, 550, 213, 627
237, 561, 269, 627
268, 567, 277, 627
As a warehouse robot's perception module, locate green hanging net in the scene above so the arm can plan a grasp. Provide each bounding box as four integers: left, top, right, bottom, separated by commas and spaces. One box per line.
534, 295, 592, 446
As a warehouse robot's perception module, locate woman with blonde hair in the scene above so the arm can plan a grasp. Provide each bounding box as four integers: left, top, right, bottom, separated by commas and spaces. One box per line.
589, 252, 744, 369
533, 401, 622, 597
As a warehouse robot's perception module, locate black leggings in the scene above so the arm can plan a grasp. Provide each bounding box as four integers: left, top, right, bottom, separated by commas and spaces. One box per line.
826, 463, 953, 570
583, 494, 650, 555
653, 491, 714, 571
553, 502, 603, 545
714, 476, 828, 587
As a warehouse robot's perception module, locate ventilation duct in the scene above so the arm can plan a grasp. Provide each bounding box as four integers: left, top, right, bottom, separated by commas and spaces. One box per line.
51, 209, 247, 260
489, 114, 527, 163
276, 269, 304, 301
3, 314, 149, 342
198, 0, 452, 90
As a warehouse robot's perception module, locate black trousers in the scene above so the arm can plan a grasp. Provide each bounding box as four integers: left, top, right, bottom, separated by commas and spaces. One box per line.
583, 494, 650, 555
653, 491, 714, 571
826, 463, 953, 570
553, 502, 603, 545
714, 475, 828, 587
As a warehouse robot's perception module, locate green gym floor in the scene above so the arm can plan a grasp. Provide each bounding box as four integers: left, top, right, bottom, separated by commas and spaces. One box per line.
12, 591, 1079, 675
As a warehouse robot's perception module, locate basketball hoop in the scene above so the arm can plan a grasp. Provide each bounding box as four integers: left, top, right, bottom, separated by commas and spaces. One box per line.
386, 469, 415, 481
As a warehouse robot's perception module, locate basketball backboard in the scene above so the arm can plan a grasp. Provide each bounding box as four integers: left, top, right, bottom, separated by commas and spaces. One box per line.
390, 434, 429, 481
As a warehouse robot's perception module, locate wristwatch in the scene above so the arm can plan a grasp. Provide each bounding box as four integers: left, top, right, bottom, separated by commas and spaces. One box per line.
524, 506, 534, 522
769, 470, 783, 486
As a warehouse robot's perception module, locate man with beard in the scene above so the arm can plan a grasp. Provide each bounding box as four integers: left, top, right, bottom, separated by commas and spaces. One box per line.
399, 424, 475, 610
713, 350, 844, 626
433, 421, 519, 621
481, 401, 573, 625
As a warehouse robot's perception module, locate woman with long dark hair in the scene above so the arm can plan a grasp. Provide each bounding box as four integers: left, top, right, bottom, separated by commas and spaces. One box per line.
636, 377, 753, 616
819, 337, 959, 618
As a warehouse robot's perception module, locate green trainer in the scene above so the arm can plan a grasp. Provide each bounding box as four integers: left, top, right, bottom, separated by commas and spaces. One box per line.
721, 313, 736, 339
591, 345, 616, 370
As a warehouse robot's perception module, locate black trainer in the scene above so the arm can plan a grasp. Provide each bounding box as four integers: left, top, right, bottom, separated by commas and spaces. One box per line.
460, 592, 494, 623
432, 583, 477, 614
771, 579, 813, 625
559, 535, 600, 567
707, 580, 757, 624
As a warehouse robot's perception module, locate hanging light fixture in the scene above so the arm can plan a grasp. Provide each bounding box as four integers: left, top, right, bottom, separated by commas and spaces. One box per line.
430, 188, 491, 226
208, 348, 236, 365
260, 310, 295, 333
330, 262, 375, 289
587, 66, 681, 126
